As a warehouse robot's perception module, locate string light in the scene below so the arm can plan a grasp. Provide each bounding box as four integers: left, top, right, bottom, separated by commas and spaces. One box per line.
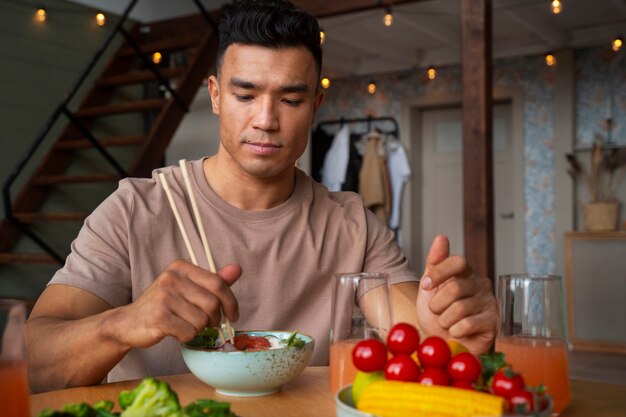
612, 37, 623, 52
320, 77, 330, 89
383, 7, 393, 27
96, 12, 106, 26
367, 81, 377, 95
545, 52, 556, 66
320, 30, 325, 45
35, 7, 47, 22
551, 0, 562, 14
152, 52, 162, 64
427, 66, 436, 80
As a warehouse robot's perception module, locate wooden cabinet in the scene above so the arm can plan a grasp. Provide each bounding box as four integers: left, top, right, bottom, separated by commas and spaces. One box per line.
565, 232, 626, 353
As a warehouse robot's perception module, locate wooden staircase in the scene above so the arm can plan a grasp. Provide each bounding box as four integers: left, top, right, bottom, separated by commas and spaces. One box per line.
0, 9, 221, 270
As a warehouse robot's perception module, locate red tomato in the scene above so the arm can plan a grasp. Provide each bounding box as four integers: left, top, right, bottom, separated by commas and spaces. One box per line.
352, 339, 388, 372
447, 352, 481, 383
417, 367, 450, 386
451, 380, 475, 390
508, 389, 536, 414
492, 368, 525, 398
384, 354, 420, 382
386, 323, 420, 355
232, 334, 271, 351
417, 336, 451, 368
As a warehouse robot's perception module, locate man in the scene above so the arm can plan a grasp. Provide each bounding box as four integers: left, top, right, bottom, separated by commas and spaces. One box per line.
26, 0, 497, 393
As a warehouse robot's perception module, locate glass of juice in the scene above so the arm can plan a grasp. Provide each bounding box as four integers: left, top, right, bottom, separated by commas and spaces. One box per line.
495, 274, 570, 415
329, 273, 392, 396
0, 298, 30, 417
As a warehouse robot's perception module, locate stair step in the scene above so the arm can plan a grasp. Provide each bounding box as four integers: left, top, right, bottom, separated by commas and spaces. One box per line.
14, 212, 89, 223
55, 135, 145, 150
0, 253, 59, 265
117, 34, 204, 57
98, 67, 187, 87
75, 99, 167, 118
32, 174, 121, 186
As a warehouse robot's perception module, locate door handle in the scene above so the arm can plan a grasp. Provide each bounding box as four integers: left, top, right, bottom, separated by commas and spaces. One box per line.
499, 212, 514, 219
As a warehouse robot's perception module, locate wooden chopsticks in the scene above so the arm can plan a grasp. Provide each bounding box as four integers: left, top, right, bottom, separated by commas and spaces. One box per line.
157, 160, 235, 345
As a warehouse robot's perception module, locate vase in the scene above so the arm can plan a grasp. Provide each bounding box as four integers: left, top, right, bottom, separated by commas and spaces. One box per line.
584, 202, 620, 231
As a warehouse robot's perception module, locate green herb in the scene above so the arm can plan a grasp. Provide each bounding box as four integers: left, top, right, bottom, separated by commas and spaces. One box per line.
282, 331, 306, 350
184, 327, 221, 349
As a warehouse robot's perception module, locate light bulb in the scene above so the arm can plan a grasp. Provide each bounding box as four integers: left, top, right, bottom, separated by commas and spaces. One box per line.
427, 67, 436, 80
320, 30, 325, 45
152, 52, 162, 64
96, 12, 106, 26
36, 7, 47, 22
368, 82, 377, 95
551, 0, 562, 14
545, 53, 556, 66
612, 37, 623, 52
383, 10, 393, 27
320, 77, 330, 89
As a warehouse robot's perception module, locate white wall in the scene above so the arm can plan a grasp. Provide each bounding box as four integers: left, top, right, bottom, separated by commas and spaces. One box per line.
166, 85, 220, 165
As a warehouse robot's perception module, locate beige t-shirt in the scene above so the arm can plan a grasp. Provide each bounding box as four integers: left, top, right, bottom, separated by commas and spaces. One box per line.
49, 159, 418, 382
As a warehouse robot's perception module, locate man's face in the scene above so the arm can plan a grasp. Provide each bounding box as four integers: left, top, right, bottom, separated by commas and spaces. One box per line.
208, 44, 323, 179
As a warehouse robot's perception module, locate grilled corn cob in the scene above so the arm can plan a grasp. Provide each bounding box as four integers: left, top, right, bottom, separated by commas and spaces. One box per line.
357, 380, 505, 417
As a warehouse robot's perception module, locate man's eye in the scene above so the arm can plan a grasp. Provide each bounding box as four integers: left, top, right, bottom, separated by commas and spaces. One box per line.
282, 98, 303, 106
235, 95, 253, 102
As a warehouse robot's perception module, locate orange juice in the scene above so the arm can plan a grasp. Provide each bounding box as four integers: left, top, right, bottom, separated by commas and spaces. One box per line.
329, 339, 359, 396
496, 336, 570, 414
0, 359, 30, 417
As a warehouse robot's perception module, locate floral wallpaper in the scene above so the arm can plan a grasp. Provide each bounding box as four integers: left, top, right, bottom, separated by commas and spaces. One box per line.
316, 46, 622, 274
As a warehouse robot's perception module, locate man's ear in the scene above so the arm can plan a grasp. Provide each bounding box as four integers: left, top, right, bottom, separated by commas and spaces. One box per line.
208, 75, 220, 115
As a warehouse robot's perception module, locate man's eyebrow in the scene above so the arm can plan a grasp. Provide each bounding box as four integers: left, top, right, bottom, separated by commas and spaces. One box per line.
280, 83, 309, 93
228, 78, 309, 93
229, 78, 257, 89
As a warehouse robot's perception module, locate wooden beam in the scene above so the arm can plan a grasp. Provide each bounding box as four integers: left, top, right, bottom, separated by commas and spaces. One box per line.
291, 0, 425, 18
461, 0, 495, 282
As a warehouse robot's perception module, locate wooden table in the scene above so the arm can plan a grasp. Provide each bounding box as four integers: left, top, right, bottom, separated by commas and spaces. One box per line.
30, 367, 626, 417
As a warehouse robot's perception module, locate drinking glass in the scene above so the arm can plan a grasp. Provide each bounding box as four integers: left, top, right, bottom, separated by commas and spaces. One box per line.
495, 274, 570, 415
0, 298, 30, 417
329, 272, 393, 396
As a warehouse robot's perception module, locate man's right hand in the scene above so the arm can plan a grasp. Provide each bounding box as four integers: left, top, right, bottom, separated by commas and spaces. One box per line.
26, 259, 241, 392
110, 260, 241, 349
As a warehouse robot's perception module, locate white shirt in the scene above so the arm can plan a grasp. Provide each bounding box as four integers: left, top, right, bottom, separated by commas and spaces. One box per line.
386, 138, 411, 229
321, 125, 350, 192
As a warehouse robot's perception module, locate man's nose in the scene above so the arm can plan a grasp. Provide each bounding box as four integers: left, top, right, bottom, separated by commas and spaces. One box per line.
252, 97, 279, 131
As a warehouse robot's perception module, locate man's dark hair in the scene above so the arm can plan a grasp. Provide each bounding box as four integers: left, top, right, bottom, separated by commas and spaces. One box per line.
216, 0, 322, 78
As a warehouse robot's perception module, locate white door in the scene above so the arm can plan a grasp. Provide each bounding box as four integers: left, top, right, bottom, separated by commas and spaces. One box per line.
418, 104, 516, 279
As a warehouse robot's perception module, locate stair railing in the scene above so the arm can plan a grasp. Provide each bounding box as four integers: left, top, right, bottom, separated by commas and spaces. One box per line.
2, 0, 216, 264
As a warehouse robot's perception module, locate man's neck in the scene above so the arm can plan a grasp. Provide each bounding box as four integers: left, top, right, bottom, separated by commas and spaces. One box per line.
202, 155, 296, 211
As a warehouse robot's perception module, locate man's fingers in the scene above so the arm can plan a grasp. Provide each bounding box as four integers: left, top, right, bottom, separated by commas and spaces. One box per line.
448, 309, 498, 340
424, 235, 450, 272
423, 256, 471, 289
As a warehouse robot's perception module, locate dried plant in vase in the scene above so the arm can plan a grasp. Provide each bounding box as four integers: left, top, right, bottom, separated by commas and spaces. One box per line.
566, 135, 626, 231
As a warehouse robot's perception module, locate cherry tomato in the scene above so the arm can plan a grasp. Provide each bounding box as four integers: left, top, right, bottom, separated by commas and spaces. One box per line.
417, 336, 451, 368
417, 367, 450, 386
384, 354, 420, 382
447, 352, 482, 383
508, 389, 536, 414
352, 339, 388, 372
386, 322, 420, 355
492, 368, 525, 398
451, 380, 475, 390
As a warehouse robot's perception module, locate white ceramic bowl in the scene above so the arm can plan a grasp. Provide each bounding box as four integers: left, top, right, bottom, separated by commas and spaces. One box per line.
181, 330, 314, 397
335, 384, 553, 417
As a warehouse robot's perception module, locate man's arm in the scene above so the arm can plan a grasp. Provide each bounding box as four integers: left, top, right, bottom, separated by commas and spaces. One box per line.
26, 285, 130, 392
27, 260, 241, 393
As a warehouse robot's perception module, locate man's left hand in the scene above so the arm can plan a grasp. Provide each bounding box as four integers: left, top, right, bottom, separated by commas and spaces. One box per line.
416, 235, 498, 355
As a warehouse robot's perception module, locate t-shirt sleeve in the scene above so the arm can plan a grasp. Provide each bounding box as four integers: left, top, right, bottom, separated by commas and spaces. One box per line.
362, 208, 419, 285
48, 182, 133, 307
